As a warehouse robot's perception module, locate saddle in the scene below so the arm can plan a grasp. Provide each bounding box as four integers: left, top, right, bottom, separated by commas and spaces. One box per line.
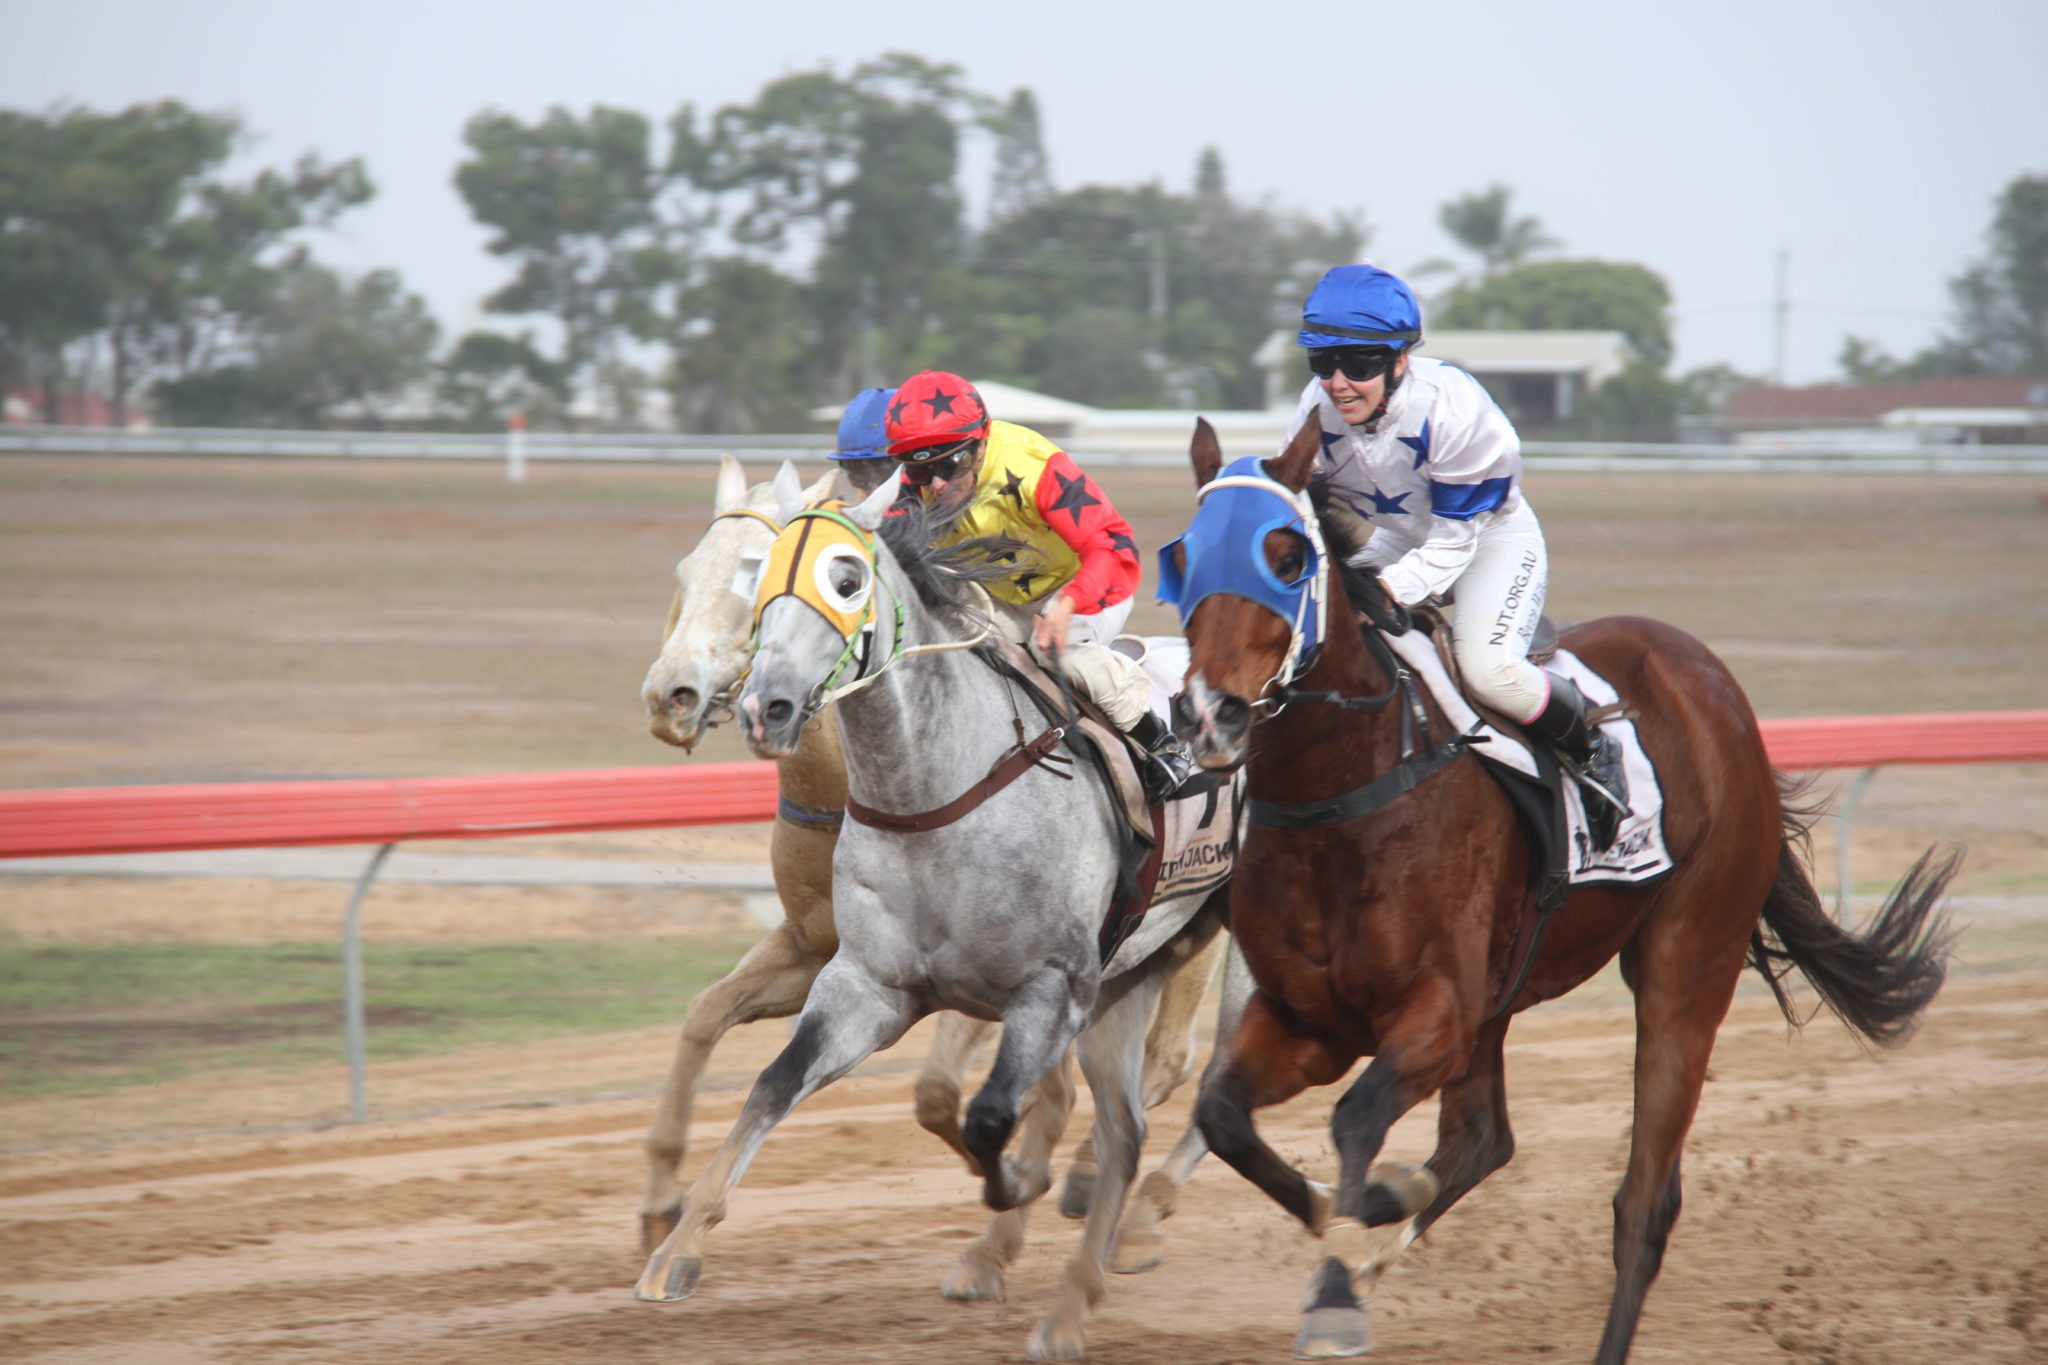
977, 638, 1227, 963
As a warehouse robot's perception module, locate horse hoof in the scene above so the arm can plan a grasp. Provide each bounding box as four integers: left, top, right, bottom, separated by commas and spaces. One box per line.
942, 1254, 1007, 1302
1025, 1313, 1088, 1361
1057, 1162, 1097, 1220
1110, 1224, 1164, 1275
1294, 1306, 1371, 1358
634, 1251, 702, 1302
639, 1209, 680, 1256
1366, 1161, 1441, 1219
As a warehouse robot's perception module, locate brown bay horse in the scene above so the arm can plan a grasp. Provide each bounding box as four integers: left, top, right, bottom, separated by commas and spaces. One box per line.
1170, 420, 1957, 1363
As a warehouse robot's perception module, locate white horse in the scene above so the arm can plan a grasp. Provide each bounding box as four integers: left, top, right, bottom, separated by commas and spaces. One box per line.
637, 456, 1236, 1287
636, 469, 1240, 1359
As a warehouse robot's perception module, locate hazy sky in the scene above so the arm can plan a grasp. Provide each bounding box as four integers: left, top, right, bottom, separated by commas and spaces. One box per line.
7, 0, 2044, 389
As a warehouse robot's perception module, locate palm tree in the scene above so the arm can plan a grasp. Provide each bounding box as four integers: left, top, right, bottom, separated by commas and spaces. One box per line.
1412, 183, 1561, 288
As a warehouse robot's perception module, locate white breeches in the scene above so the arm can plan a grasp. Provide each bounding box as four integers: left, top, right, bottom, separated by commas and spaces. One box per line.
1445, 501, 1551, 724
995, 595, 1151, 729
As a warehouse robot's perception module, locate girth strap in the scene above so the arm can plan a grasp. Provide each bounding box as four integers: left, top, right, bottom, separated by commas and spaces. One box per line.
1247, 733, 1473, 829
845, 719, 1074, 834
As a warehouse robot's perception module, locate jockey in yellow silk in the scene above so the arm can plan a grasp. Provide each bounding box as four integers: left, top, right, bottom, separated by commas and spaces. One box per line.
885, 370, 1191, 801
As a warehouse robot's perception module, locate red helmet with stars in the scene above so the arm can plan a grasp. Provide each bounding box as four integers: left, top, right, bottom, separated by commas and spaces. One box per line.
885, 371, 990, 456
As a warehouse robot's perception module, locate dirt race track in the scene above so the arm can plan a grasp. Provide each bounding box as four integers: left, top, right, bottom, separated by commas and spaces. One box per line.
2, 964, 2045, 1365
3, 455, 2048, 1363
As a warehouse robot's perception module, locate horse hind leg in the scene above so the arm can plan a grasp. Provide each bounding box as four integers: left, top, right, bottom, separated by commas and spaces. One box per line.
639, 917, 825, 1252
636, 961, 916, 1304
943, 1050, 1076, 1303
1114, 932, 1253, 1273
915, 1013, 998, 1174
1594, 921, 1752, 1365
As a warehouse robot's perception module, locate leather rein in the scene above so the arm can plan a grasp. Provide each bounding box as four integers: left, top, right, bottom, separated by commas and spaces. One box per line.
1249, 605, 1476, 831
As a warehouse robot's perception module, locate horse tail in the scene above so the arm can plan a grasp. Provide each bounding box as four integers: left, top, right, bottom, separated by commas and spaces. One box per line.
1746, 774, 1960, 1047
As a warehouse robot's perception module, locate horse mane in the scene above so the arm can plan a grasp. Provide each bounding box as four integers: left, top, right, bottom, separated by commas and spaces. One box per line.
1306, 481, 1380, 617
873, 495, 1028, 631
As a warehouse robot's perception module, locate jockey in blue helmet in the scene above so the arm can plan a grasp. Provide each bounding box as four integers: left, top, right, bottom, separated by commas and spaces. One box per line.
1288, 264, 1628, 843
828, 386, 899, 494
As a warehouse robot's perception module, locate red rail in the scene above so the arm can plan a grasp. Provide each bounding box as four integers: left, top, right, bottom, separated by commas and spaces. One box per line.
3, 711, 2044, 861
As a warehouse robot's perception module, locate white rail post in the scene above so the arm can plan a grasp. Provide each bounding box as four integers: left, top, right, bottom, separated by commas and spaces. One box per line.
1834, 767, 1880, 923
344, 843, 396, 1122
506, 412, 528, 483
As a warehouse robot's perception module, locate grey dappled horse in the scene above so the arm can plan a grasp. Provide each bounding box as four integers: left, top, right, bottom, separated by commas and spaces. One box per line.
634, 469, 1234, 1361
637, 456, 1240, 1287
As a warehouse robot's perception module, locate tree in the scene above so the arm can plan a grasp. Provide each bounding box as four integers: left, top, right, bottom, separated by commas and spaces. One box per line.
1437, 259, 1675, 369
1927, 173, 2048, 377
455, 104, 686, 426
437, 330, 570, 429
152, 262, 439, 426
0, 101, 370, 422
1416, 183, 1560, 287
987, 89, 1052, 224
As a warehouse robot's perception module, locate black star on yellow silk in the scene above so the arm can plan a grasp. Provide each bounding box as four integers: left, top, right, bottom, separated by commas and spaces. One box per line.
1013, 570, 1043, 595
1044, 470, 1100, 527
1000, 470, 1026, 505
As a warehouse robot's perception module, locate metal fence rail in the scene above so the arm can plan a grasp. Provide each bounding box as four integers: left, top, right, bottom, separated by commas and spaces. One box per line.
6, 711, 2045, 1121
7, 422, 2048, 472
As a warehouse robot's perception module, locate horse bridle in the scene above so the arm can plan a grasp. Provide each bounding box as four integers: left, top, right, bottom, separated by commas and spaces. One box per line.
665, 505, 793, 735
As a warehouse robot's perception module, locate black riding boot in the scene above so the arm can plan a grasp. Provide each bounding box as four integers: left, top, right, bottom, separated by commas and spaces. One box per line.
1130, 710, 1195, 805
1530, 674, 1630, 849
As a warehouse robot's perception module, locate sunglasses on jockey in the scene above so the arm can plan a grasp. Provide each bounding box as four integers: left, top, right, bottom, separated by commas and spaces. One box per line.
1306, 347, 1399, 383
894, 437, 979, 486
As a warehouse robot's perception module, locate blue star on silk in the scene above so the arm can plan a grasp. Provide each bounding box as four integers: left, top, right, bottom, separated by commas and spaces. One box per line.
1397, 419, 1432, 470
1364, 487, 1412, 516
1319, 427, 1345, 459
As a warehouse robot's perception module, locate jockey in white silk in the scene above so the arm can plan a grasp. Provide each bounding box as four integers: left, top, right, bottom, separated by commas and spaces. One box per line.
1282, 263, 1628, 842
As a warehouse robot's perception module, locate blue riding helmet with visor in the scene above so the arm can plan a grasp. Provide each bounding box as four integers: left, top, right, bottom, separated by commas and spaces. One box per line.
1158, 456, 1330, 698
1298, 265, 1423, 353
829, 387, 898, 462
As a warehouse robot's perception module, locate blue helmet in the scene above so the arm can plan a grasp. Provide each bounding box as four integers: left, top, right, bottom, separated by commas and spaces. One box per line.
830, 387, 897, 461
1298, 266, 1422, 352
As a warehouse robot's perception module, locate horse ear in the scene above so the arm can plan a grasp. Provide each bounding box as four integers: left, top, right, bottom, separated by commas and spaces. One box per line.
845, 467, 903, 531
713, 453, 748, 514
1190, 417, 1222, 489
800, 467, 837, 507
1263, 417, 1323, 492
772, 462, 806, 522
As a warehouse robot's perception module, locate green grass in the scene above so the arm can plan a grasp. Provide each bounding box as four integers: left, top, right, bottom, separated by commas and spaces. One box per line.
0, 933, 758, 1097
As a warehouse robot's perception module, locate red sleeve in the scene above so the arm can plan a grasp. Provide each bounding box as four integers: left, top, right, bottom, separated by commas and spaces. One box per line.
1034, 450, 1141, 614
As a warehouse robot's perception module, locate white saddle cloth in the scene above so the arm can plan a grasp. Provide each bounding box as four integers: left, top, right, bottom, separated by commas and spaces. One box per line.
1383, 629, 1675, 886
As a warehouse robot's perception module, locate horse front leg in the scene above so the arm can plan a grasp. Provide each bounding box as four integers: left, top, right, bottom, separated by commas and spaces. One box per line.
943, 1049, 1076, 1303
635, 960, 917, 1304
1297, 1000, 1470, 1359
1060, 924, 1228, 1220
960, 967, 1090, 1214
638, 918, 826, 1251
1026, 956, 1169, 1362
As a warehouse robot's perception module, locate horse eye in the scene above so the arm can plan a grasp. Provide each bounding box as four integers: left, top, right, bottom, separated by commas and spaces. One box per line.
832, 565, 861, 596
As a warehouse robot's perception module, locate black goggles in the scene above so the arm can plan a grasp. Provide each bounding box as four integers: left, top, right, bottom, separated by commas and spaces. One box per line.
895, 438, 977, 485
1307, 348, 1397, 383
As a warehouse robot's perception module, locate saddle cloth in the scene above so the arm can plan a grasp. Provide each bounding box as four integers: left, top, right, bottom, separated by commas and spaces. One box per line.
1382, 629, 1676, 886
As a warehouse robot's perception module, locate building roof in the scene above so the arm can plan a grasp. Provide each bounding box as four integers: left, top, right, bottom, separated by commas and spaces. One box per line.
1419, 330, 1635, 384
1726, 377, 2048, 425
